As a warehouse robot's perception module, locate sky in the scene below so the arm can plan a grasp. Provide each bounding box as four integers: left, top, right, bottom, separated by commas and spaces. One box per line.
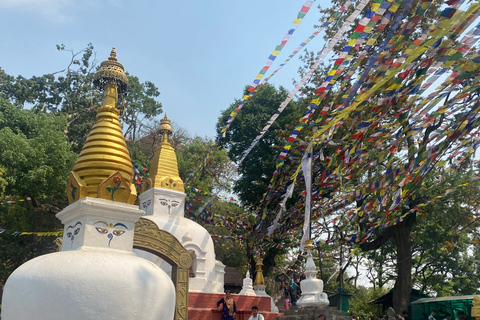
0, 0, 327, 138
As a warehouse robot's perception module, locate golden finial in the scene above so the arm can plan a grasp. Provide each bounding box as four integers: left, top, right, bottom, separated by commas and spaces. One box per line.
305, 239, 314, 251
67, 49, 136, 205
109, 47, 118, 61
158, 113, 173, 143
147, 114, 184, 192
253, 256, 265, 286
93, 47, 128, 100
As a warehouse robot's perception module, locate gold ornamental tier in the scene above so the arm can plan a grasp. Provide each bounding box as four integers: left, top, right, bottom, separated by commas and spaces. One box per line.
148, 114, 184, 192
253, 256, 265, 286
67, 48, 136, 205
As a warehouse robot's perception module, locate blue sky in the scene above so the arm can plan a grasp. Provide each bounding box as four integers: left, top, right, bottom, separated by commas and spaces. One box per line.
0, 0, 327, 138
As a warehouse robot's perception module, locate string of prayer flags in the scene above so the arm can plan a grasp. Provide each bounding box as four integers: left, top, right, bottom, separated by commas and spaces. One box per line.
251, 0, 480, 254
188, 0, 316, 183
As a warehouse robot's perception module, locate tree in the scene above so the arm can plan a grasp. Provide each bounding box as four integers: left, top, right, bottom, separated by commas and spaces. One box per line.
349, 286, 388, 319
0, 96, 77, 287
0, 44, 163, 153
410, 167, 480, 296
234, 0, 480, 312
216, 83, 304, 206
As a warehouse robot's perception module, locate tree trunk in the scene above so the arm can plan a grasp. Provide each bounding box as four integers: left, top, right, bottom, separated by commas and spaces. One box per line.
392, 223, 412, 313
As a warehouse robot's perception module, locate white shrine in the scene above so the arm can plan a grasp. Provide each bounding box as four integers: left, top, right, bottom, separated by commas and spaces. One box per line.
239, 270, 256, 296
296, 240, 329, 307
1, 49, 176, 320
135, 115, 225, 293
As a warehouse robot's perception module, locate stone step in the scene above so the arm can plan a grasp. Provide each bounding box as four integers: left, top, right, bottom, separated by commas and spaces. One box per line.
188, 292, 284, 320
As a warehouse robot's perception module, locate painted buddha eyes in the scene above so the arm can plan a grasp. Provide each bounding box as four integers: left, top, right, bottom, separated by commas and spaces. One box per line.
95, 227, 109, 234
95, 227, 125, 236
159, 198, 180, 213
66, 228, 80, 238
66, 222, 82, 247
113, 230, 125, 236
94, 222, 129, 246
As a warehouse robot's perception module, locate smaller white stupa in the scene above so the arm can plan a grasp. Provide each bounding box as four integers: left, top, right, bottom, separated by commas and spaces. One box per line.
239, 270, 256, 296
135, 115, 225, 293
253, 257, 279, 312
296, 240, 329, 307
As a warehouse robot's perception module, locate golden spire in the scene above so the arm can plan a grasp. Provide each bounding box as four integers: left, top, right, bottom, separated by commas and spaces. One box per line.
253, 256, 265, 286
67, 48, 136, 205
147, 114, 184, 192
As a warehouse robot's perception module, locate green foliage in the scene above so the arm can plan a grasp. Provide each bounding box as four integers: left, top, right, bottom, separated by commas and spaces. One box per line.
177, 137, 232, 193
216, 83, 304, 206
0, 97, 75, 286
203, 200, 248, 269
0, 97, 76, 201
123, 74, 163, 141
0, 166, 7, 198
349, 286, 389, 320
410, 167, 480, 296
0, 44, 164, 153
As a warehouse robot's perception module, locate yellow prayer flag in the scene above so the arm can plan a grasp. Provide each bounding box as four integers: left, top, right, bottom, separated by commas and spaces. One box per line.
389, 4, 399, 12
443, 60, 455, 68
435, 160, 447, 167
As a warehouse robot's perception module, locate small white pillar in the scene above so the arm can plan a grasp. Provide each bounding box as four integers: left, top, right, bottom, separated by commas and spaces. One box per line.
296, 243, 329, 307
239, 271, 256, 296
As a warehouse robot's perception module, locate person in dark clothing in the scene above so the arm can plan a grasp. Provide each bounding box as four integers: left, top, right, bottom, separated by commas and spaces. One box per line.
217, 291, 236, 320
402, 311, 410, 320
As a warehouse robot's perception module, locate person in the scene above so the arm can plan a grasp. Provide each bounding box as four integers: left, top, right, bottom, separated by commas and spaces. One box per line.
318, 314, 327, 320
402, 311, 410, 320
443, 313, 451, 320
283, 297, 291, 311
217, 290, 236, 320
248, 306, 264, 320
428, 311, 437, 320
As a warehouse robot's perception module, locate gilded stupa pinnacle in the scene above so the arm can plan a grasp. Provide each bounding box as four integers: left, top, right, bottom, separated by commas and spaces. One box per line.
67, 48, 136, 205
253, 256, 265, 286
146, 114, 184, 192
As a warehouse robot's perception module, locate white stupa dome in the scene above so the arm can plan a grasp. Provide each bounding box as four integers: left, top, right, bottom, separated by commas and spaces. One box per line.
2, 248, 175, 320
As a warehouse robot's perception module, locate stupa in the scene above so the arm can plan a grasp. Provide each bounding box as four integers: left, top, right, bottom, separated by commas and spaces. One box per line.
1, 48, 176, 320
253, 257, 280, 312
135, 115, 225, 293
296, 240, 329, 307
239, 270, 256, 296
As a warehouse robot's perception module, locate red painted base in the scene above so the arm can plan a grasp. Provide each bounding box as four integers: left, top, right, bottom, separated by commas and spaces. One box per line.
188, 292, 283, 320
